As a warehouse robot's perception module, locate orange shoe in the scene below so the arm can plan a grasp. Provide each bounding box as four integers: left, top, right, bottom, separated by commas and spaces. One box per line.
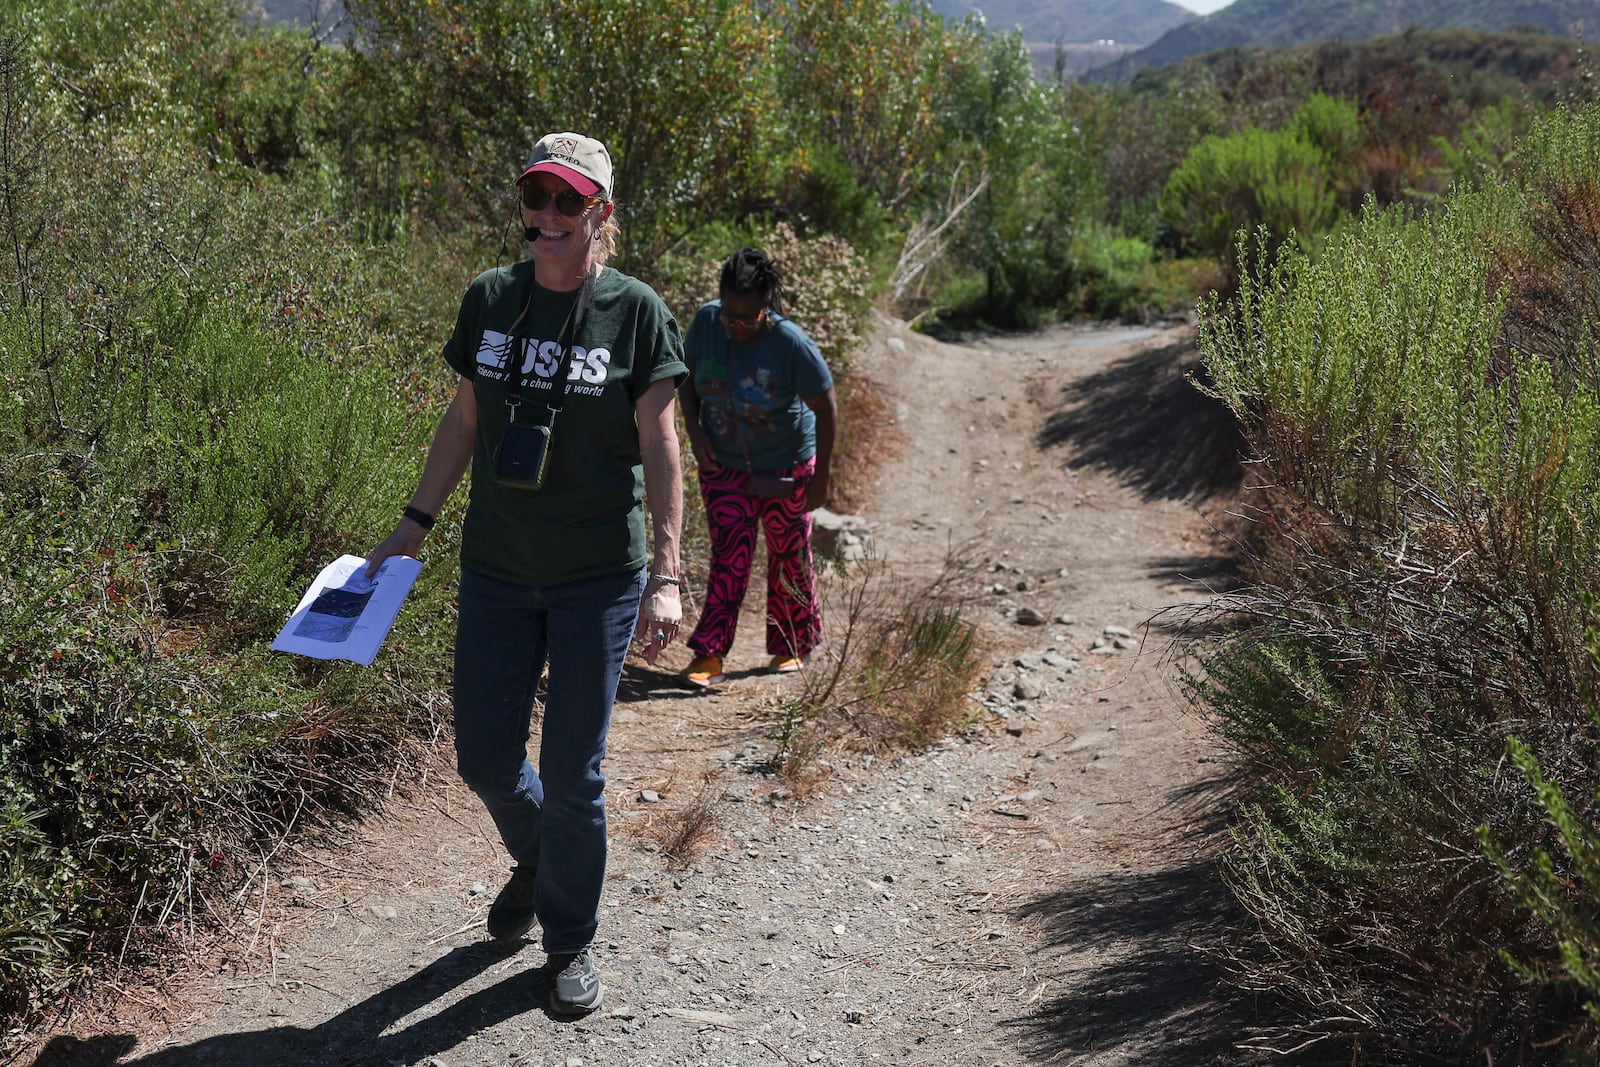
683, 654, 725, 688
769, 654, 805, 674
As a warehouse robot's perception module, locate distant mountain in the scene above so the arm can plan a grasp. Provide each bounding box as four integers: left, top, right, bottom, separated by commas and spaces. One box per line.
926, 0, 1196, 47
1099, 0, 1600, 77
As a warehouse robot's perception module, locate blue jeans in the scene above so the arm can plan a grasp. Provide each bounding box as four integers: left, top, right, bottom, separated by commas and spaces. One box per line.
452, 565, 645, 953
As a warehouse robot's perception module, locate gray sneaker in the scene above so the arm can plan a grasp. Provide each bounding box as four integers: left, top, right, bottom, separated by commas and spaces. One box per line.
547, 950, 604, 1015
485, 865, 537, 941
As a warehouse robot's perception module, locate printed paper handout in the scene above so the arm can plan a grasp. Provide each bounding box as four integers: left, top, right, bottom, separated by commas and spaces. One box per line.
271, 554, 422, 666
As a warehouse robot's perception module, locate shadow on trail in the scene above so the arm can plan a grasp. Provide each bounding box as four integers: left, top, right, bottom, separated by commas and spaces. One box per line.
1010, 854, 1258, 1066
615, 661, 772, 702
1010, 773, 1281, 1065
30, 941, 565, 1067
1039, 336, 1248, 502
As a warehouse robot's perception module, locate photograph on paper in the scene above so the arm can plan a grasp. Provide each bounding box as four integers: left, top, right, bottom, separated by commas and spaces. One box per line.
271, 554, 422, 666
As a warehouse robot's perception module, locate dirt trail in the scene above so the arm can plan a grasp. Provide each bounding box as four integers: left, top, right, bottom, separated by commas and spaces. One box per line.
29, 315, 1252, 1067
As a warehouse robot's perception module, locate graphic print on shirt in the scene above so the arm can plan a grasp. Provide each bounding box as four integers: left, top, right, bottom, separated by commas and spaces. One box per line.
735, 367, 778, 425
473, 329, 613, 396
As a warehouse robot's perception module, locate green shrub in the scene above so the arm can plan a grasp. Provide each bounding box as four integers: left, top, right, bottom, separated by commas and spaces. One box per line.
1482, 728, 1600, 1037
652, 220, 873, 375
0, 24, 464, 1027
1189, 101, 1600, 1061
938, 30, 1096, 329
1160, 94, 1361, 274
1072, 224, 1199, 321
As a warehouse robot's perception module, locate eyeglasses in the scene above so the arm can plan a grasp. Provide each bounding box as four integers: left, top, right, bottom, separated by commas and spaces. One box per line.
519, 184, 604, 217
719, 308, 769, 330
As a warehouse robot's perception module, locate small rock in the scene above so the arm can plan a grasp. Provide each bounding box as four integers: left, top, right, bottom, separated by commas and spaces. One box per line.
1104, 625, 1134, 638
282, 876, 315, 891
1015, 607, 1046, 626
832, 924, 847, 935
1041, 653, 1072, 669
639, 789, 661, 803
1004, 721, 1025, 737
989, 583, 1009, 595
1013, 679, 1043, 701
886, 336, 906, 352
1015, 578, 1031, 592
809, 1053, 824, 1064
467, 883, 488, 897
1057, 568, 1070, 578
1054, 614, 1075, 625
368, 904, 397, 920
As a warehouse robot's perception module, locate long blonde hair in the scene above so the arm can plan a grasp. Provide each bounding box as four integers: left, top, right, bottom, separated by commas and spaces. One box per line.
593, 206, 620, 266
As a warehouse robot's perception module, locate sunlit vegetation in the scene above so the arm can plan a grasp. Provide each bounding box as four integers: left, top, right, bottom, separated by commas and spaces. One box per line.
3, 0, 1599, 1058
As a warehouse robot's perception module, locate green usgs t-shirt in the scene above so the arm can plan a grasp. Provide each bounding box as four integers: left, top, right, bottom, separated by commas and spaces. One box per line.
442, 261, 686, 587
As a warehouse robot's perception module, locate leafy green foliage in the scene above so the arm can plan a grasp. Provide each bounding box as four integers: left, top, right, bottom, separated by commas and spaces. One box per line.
1159, 94, 1360, 269
0, 20, 462, 1026
1482, 729, 1600, 1029
775, 0, 985, 216
338, 0, 777, 268
1190, 100, 1600, 1060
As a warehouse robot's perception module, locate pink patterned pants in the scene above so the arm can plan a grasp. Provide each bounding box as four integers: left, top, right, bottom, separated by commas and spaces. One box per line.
687, 455, 823, 661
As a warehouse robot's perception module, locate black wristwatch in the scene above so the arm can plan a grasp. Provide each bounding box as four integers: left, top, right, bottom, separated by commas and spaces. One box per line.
403, 505, 435, 531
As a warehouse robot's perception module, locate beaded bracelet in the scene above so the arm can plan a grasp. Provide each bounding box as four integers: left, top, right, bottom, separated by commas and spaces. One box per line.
649, 573, 681, 585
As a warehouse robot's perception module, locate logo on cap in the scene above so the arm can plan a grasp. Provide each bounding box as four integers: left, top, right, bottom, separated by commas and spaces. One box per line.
551, 137, 578, 158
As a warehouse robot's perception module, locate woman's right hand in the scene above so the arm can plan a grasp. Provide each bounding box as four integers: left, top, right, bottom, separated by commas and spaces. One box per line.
365, 518, 427, 578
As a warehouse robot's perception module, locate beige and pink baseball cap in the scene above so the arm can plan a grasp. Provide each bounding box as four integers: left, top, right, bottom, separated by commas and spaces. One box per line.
517, 132, 613, 200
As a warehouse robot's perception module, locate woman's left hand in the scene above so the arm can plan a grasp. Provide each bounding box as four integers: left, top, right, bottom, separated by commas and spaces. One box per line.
634, 577, 683, 665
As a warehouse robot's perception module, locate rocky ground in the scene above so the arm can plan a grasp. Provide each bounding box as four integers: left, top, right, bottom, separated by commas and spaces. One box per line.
25, 314, 1260, 1067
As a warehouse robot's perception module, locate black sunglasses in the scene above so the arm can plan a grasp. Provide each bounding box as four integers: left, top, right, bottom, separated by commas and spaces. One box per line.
719, 307, 769, 330
519, 184, 603, 217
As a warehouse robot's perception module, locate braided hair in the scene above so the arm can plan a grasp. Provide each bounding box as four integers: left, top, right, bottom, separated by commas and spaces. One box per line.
718, 248, 785, 314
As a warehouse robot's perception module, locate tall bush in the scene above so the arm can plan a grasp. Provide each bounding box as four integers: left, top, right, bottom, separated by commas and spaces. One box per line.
338, 0, 777, 271
0, 24, 460, 1026
1191, 100, 1600, 1061
935, 30, 1095, 327
1160, 94, 1361, 271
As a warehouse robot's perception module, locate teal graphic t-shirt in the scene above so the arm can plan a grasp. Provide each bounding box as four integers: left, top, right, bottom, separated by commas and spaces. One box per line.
683, 301, 833, 472
442, 261, 686, 587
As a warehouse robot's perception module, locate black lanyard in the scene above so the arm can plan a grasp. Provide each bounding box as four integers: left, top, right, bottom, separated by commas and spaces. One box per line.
504, 271, 592, 421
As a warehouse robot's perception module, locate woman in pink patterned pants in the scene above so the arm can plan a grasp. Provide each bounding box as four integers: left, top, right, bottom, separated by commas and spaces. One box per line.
678, 249, 836, 686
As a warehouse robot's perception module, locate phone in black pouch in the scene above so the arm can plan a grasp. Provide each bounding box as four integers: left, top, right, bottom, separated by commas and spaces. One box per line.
494, 417, 555, 490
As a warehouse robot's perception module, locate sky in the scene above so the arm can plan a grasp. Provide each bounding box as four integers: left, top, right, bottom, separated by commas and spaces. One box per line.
1170, 0, 1234, 12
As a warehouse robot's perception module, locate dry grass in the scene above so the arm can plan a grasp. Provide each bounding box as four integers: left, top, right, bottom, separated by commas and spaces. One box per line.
647, 774, 723, 870
770, 548, 985, 790
828, 372, 904, 517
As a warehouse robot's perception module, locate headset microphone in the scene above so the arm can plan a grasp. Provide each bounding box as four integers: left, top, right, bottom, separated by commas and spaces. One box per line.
524, 227, 541, 242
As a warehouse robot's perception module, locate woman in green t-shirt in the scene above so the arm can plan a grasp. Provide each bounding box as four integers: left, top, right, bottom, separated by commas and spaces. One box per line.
365, 132, 686, 1017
